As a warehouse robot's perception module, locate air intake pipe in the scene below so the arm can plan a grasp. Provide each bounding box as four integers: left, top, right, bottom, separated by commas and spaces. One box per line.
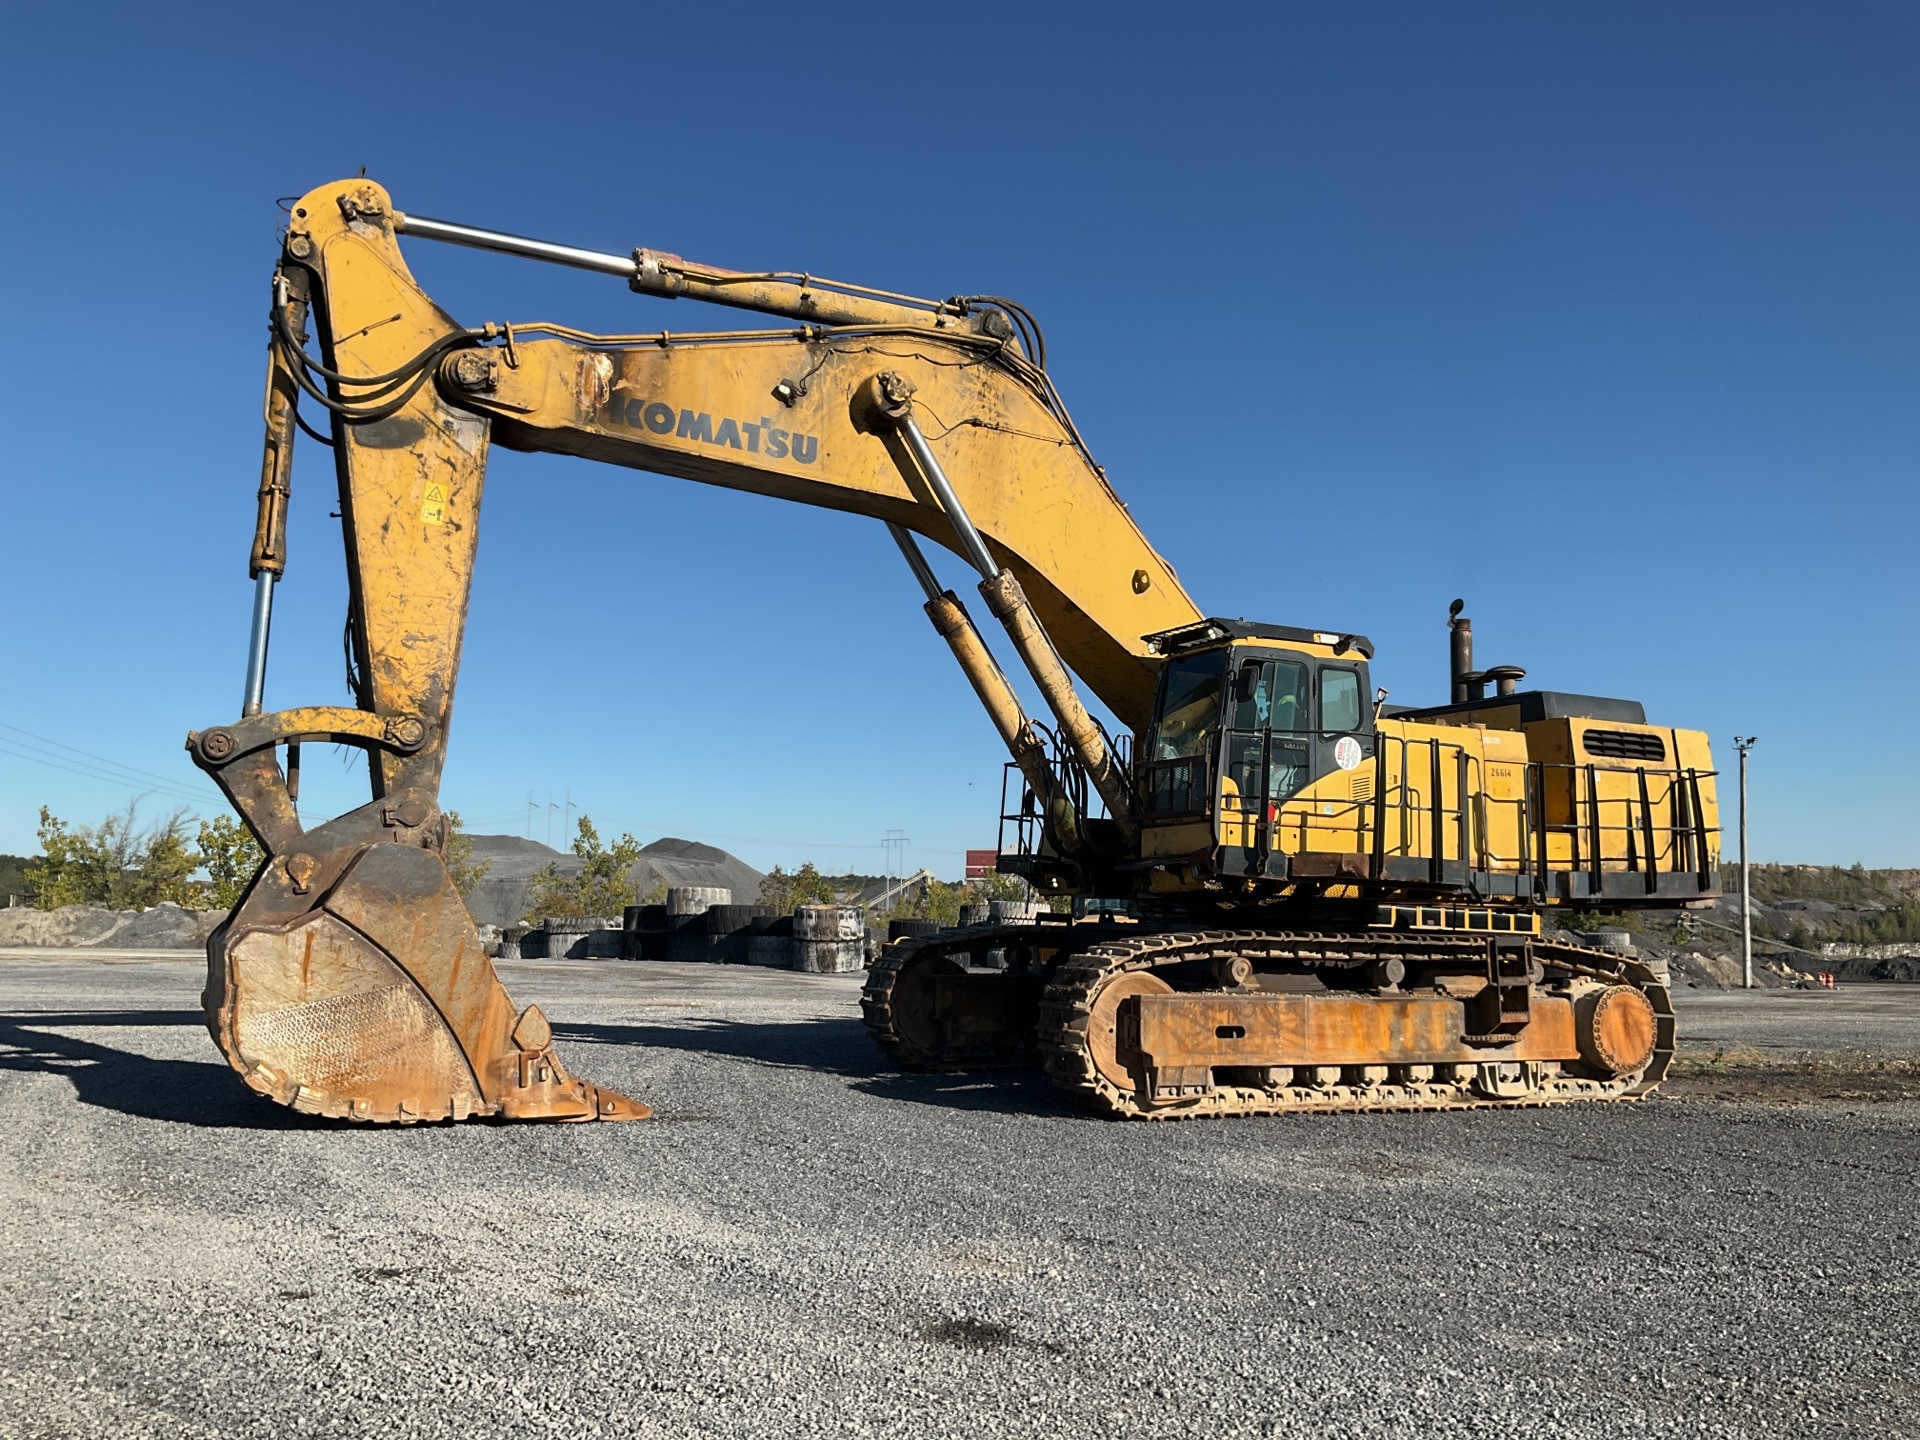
1484, 665, 1527, 698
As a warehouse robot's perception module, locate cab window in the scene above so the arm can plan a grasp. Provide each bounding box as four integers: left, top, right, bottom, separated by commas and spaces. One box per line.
1150, 652, 1225, 760
1231, 658, 1309, 734
1320, 667, 1361, 733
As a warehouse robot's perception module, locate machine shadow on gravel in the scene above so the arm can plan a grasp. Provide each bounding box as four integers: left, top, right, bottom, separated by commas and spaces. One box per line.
0, 1011, 337, 1130
556, 1017, 1075, 1117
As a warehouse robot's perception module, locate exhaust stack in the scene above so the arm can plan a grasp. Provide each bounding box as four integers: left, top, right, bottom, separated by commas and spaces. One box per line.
1447, 599, 1525, 703
1448, 598, 1474, 703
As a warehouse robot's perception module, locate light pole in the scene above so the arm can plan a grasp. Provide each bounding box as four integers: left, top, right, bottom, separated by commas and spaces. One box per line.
1733, 736, 1758, 989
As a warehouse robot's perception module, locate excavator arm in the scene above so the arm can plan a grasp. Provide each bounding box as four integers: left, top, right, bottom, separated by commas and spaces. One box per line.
189, 177, 1202, 1124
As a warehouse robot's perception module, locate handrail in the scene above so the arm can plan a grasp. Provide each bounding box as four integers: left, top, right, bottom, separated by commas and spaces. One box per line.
1097, 719, 1721, 900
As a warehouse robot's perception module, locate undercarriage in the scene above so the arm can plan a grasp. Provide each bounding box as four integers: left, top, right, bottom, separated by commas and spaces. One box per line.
861, 918, 1672, 1119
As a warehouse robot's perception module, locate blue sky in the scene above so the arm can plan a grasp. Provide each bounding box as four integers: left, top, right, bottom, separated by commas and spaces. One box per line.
2, 2, 1915, 874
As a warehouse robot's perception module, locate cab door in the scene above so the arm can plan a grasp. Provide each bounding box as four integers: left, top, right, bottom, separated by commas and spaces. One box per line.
1311, 662, 1373, 785
1223, 655, 1312, 819
1224, 655, 1373, 804
1219, 654, 1376, 873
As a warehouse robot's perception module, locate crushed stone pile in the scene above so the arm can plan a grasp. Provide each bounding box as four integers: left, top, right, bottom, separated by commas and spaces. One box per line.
0, 902, 224, 949
630, 837, 766, 909
1665, 948, 1801, 989
461, 834, 766, 929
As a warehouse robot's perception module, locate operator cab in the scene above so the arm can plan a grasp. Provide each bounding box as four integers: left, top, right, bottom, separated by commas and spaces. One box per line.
1140, 619, 1374, 822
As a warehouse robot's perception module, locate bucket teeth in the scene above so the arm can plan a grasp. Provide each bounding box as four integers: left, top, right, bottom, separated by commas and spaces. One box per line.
494, 1041, 652, 1122
590, 1087, 653, 1122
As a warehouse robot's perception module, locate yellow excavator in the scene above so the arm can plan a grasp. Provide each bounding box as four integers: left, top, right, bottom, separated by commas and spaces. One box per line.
188, 177, 1719, 1123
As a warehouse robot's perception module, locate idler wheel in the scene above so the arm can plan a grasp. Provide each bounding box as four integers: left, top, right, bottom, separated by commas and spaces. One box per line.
1575, 984, 1658, 1077
886, 949, 967, 1057
1086, 970, 1173, 1091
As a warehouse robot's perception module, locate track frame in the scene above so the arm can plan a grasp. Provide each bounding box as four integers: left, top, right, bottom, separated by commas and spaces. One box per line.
862, 923, 1674, 1119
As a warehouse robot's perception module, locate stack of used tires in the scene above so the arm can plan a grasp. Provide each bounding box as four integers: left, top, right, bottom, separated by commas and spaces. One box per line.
668, 886, 731, 916
542, 916, 616, 960
702, 904, 763, 964
748, 912, 795, 967
888, 918, 941, 944
954, 899, 1040, 970
622, 904, 669, 961
1590, 927, 1667, 981
666, 887, 730, 963
666, 911, 709, 963
793, 904, 866, 974
498, 925, 532, 959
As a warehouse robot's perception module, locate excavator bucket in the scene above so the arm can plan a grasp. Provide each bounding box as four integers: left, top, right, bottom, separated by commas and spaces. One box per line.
207, 838, 646, 1124
189, 720, 647, 1124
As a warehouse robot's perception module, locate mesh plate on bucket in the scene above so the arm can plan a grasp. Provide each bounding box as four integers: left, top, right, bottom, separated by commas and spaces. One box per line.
224, 916, 482, 1116
235, 981, 474, 1100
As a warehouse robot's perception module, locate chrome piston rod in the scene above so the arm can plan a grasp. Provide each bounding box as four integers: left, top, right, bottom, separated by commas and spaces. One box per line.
885, 524, 1083, 856
887, 523, 945, 603
241, 570, 276, 718
394, 210, 970, 332
394, 213, 637, 278
892, 421, 998, 581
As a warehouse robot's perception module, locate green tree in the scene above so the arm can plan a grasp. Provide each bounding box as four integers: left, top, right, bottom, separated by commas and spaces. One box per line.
196, 814, 264, 910
890, 876, 965, 926
443, 811, 491, 900
0, 854, 32, 904
758, 862, 840, 912
137, 818, 199, 907
28, 803, 202, 910
522, 815, 644, 922
973, 871, 1036, 902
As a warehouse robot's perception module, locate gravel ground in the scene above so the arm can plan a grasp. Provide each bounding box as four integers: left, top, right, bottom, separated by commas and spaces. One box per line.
0, 949, 1915, 1440
1670, 986, 1920, 1060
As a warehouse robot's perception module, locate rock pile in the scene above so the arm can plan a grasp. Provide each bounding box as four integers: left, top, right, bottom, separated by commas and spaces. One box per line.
460, 834, 766, 930
0, 902, 225, 949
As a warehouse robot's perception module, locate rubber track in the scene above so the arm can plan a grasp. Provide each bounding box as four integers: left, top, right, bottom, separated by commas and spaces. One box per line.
1035, 928, 1676, 1120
